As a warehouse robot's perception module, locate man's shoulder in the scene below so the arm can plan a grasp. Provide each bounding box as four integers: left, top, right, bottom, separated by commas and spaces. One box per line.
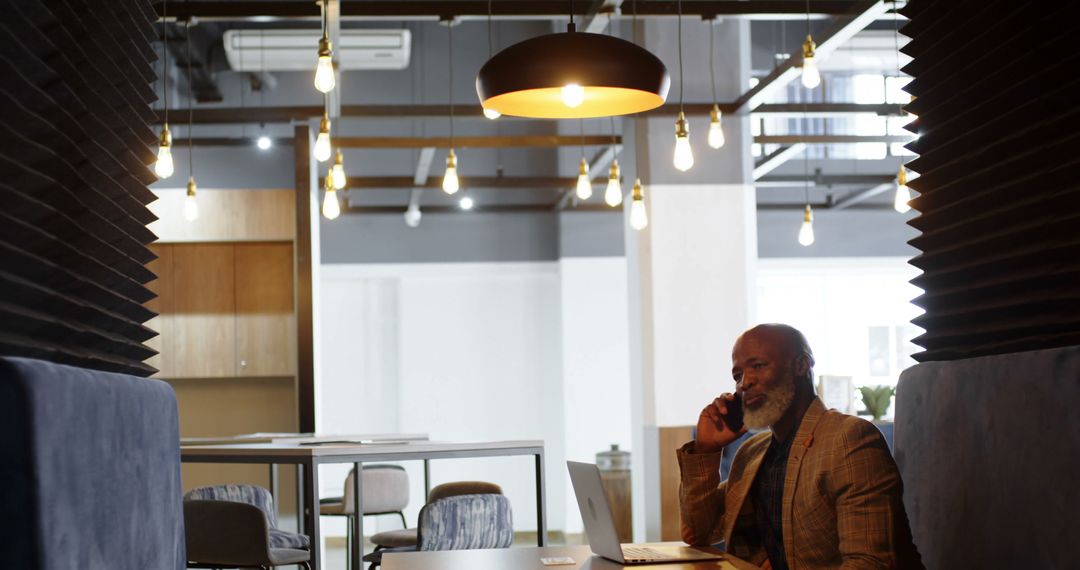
815, 407, 889, 447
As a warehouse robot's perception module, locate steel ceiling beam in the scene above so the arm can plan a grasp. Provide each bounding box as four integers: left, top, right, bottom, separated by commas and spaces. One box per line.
755, 174, 894, 187
754, 135, 910, 144
337, 135, 622, 148
753, 144, 805, 180
156, 1, 864, 21
347, 176, 601, 190
339, 201, 893, 215
731, 0, 891, 113
832, 182, 896, 209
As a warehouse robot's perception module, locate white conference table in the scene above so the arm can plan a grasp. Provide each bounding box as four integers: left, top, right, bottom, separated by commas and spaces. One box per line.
181, 439, 547, 570
383, 544, 754, 570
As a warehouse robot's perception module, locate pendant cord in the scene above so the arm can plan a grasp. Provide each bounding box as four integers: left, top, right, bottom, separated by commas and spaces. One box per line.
487, 0, 494, 56
448, 20, 454, 144
677, 0, 684, 110
893, 0, 903, 116
803, 98, 809, 206
569, 0, 574, 26
186, 20, 194, 177
609, 116, 617, 149
161, 0, 168, 124
580, 118, 585, 159
805, 0, 811, 34
709, 20, 717, 105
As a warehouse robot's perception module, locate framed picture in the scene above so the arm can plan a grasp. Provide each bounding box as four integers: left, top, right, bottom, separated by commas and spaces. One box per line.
817, 375, 854, 415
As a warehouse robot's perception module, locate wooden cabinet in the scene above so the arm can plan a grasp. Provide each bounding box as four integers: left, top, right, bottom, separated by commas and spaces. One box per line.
147, 242, 295, 378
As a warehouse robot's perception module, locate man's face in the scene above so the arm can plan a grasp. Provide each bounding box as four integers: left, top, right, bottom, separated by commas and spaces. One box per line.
732, 328, 798, 430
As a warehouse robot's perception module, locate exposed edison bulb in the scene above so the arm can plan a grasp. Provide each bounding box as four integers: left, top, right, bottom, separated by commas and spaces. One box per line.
575, 157, 593, 200
331, 149, 347, 189
404, 204, 422, 228
629, 178, 648, 231
798, 204, 815, 246
707, 105, 725, 149
442, 149, 460, 194
314, 114, 332, 162
322, 174, 340, 220
894, 165, 911, 213
561, 83, 585, 108
801, 35, 821, 89
673, 112, 694, 172
314, 36, 336, 93
183, 177, 199, 222
154, 124, 174, 179
604, 160, 622, 207
483, 107, 501, 120
256, 136, 273, 151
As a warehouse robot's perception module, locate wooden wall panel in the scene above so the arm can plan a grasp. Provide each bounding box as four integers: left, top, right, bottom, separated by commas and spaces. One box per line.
235, 243, 296, 377
0, 0, 159, 375
903, 0, 1080, 361
171, 244, 236, 378
148, 188, 296, 243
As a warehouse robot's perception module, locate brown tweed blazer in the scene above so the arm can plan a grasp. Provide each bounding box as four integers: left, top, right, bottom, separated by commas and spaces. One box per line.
678, 398, 923, 569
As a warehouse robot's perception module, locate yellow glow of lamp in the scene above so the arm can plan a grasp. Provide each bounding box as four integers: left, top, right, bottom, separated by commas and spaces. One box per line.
476, 23, 670, 119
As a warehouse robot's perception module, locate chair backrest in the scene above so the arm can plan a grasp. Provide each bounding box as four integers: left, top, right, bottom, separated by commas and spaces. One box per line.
341, 465, 410, 515
184, 484, 278, 529
428, 480, 503, 502
184, 500, 273, 566
416, 494, 514, 552
0, 357, 185, 570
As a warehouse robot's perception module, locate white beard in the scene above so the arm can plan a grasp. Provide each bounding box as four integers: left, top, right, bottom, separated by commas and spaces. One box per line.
743, 379, 796, 431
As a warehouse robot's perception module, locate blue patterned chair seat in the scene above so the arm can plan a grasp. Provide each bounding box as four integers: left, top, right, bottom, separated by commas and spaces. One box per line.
184, 484, 309, 550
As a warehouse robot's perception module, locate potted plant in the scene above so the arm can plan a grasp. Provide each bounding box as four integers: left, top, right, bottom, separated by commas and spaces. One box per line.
857, 385, 896, 451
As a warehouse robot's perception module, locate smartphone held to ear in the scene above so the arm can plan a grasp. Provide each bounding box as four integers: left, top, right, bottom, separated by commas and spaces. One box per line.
719, 393, 744, 432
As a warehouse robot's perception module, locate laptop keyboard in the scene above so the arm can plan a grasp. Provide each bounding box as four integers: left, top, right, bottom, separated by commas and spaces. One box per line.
622, 547, 676, 561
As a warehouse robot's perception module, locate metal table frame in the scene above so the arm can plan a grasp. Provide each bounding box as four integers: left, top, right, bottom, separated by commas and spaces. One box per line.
181, 440, 547, 570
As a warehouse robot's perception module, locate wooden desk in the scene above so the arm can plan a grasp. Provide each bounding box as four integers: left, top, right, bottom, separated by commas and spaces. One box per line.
383, 545, 758, 570
181, 440, 546, 570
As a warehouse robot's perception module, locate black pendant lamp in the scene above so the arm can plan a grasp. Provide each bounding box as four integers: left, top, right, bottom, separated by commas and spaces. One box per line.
476, 21, 669, 119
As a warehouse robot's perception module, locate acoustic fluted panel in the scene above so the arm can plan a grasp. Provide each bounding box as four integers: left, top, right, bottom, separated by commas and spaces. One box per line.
0, 0, 160, 376
903, 0, 1080, 361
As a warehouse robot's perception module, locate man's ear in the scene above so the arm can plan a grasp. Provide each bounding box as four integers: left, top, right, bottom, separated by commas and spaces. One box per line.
793, 354, 810, 377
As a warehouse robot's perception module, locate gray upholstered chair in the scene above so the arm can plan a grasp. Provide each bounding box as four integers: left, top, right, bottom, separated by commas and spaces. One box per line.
319, 465, 410, 570
183, 484, 311, 559
364, 481, 509, 569
184, 500, 311, 569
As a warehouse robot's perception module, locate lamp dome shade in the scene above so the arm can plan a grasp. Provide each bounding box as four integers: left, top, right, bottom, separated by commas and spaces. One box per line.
476, 27, 669, 119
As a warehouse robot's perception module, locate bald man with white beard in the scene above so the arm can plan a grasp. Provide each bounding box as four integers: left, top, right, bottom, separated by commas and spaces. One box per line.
678, 324, 923, 570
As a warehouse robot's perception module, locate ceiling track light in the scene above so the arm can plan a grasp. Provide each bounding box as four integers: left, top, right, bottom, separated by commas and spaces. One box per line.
476, 4, 669, 119
404, 203, 422, 227
629, 178, 648, 231
314, 0, 335, 93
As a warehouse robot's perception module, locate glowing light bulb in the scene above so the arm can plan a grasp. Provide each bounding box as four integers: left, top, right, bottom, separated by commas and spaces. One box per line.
707, 105, 725, 149
798, 204, 815, 246
604, 160, 622, 207
459, 196, 474, 210
183, 177, 199, 222
404, 205, 422, 227
256, 136, 273, 150
575, 157, 593, 200
314, 37, 336, 93
629, 178, 648, 230
801, 35, 821, 89
483, 107, 501, 120
331, 150, 346, 190
442, 149, 460, 194
154, 124, 174, 179
561, 83, 585, 108
314, 114, 332, 162
322, 174, 340, 220
673, 112, 694, 172
894, 165, 911, 213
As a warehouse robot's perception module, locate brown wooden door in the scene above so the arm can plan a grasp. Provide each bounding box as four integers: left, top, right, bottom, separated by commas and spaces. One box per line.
234, 242, 295, 377
171, 243, 237, 378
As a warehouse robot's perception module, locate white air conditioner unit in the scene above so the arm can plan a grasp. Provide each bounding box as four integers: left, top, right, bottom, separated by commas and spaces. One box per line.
223, 29, 411, 71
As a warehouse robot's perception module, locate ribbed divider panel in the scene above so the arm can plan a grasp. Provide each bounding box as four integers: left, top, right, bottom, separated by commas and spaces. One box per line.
903, 0, 1080, 361
0, 0, 159, 376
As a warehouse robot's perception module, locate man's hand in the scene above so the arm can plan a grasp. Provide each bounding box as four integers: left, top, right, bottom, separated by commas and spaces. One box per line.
694, 393, 747, 454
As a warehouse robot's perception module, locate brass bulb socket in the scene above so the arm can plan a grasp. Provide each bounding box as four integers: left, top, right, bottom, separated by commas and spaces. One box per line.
675, 111, 689, 137
318, 36, 333, 58
609, 160, 620, 179
803, 35, 816, 59
325, 173, 335, 190
446, 148, 457, 168
334, 149, 344, 166
897, 165, 908, 186
159, 124, 172, 146
319, 114, 331, 134
803, 203, 813, 222
579, 157, 588, 175
631, 178, 643, 201
709, 104, 720, 123
186, 177, 197, 196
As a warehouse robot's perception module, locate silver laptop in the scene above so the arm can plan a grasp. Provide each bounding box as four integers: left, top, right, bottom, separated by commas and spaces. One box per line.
567, 461, 725, 565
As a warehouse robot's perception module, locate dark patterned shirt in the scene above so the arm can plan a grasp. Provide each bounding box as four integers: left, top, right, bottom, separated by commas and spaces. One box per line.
752, 430, 796, 570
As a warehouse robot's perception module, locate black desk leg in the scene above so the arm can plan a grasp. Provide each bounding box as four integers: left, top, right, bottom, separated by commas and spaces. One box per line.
535, 451, 547, 546
351, 462, 364, 570
303, 461, 321, 570
423, 459, 431, 499
268, 464, 279, 522
297, 464, 306, 534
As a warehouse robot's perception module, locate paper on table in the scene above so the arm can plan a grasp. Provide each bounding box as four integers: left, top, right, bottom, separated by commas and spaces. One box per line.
540, 557, 576, 566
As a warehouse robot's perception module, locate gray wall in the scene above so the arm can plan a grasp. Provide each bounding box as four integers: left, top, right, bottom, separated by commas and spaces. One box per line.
757, 209, 917, 258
